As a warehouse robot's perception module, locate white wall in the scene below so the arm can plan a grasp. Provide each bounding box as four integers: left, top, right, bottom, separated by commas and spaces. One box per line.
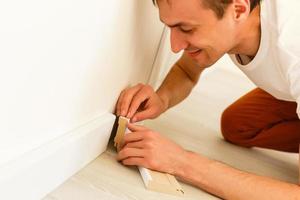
0, 0, 164, 198
0, 0, 163, 165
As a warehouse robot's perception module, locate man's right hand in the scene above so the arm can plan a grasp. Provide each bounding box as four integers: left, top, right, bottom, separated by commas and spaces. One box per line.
116, 83, 168, 122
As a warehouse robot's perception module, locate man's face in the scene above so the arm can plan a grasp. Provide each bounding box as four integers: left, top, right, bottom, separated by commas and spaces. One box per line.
158, 0, 238, 67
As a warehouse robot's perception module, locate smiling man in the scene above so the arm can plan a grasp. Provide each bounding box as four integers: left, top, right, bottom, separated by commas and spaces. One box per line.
116, 0, 300, 199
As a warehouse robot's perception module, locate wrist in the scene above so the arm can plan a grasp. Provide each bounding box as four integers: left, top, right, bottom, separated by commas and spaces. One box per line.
173, 149, 190, 178
156, 90, 170, 112
175, 151, 215, 182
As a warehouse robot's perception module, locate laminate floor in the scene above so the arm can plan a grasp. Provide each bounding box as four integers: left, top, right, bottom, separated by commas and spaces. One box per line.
45, 57, 299, 200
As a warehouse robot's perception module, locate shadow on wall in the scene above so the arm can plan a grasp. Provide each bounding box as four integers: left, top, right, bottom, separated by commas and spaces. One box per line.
128, 0, 162, 84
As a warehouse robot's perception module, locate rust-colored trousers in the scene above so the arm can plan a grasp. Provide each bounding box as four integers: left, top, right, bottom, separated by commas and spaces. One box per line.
221, 88, 300, 153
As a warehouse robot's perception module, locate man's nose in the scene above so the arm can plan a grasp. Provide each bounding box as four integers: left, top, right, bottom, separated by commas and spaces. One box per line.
170, 28, 188, 53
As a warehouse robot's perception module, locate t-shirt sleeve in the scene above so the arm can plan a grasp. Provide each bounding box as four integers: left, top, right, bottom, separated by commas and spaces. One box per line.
288, 62, 300, 119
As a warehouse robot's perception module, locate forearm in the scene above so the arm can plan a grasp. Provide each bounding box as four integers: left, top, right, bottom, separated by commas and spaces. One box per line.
156, 64, 197, 109
178, 151, 300, 200
156, 52, 208, 110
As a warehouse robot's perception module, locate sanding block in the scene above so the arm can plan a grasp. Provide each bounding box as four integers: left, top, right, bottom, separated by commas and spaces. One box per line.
114, 116, 184, 196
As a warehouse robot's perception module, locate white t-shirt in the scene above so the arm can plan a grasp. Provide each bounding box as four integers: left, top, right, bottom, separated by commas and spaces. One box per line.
229, 0, 300, 119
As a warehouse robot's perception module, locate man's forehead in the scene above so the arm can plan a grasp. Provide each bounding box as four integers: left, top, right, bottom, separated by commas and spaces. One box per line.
157, 0, 205, 26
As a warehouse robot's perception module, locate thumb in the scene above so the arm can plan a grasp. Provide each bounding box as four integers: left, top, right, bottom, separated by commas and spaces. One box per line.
131, 109, 156, 123
127, 123, 149, 132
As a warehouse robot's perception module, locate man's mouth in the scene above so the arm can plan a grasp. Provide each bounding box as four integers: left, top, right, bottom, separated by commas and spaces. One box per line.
186, 49, 202, 58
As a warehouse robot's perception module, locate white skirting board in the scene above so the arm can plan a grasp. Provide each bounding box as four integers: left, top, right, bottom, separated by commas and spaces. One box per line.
0, 113, 116, 200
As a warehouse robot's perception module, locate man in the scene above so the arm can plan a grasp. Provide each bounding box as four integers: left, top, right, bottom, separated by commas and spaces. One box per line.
116, 0, 300, 199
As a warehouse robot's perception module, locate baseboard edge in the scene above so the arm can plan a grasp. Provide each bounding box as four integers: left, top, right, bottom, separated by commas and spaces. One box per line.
0, 113, 116, 200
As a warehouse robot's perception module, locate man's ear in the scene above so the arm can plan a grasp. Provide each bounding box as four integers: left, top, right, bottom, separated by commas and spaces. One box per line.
232, 0, 251, 21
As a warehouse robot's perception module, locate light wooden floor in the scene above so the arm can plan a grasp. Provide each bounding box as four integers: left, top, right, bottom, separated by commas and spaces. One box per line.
45, 57, 299, 200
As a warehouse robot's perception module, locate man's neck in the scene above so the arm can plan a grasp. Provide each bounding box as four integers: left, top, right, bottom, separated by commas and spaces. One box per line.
229, 5, 261, 58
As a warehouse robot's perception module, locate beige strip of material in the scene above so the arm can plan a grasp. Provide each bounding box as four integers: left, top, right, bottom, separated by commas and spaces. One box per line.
114, 116, 184, 196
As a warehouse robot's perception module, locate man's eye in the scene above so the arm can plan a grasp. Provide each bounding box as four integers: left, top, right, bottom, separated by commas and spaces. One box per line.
179, 27, 192, 33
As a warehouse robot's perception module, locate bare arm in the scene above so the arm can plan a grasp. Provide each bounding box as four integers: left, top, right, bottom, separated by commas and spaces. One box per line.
179, 151, 300, 200
118, 124, 300, 200
156, 52, 209, 110
116, 52, 208, 122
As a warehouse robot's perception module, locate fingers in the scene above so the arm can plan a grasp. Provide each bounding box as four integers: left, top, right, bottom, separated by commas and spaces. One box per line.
116, 84, 156, 121
122, 131, 144, 148
127, 123, 149, 132
123, 141, 144, 149
122, 126, 149, 148
117, 147, 145, 161
117, 84, 143, 117
121, 157, 149, 167
117, 145, 151, 168
131, 109, 156, 122
121, 125, 155, 151
126, 85, 154, 119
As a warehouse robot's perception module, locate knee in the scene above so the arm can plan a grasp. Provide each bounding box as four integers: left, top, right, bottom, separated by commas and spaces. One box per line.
221, 105, 237, 142
221, 105, 253, 147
